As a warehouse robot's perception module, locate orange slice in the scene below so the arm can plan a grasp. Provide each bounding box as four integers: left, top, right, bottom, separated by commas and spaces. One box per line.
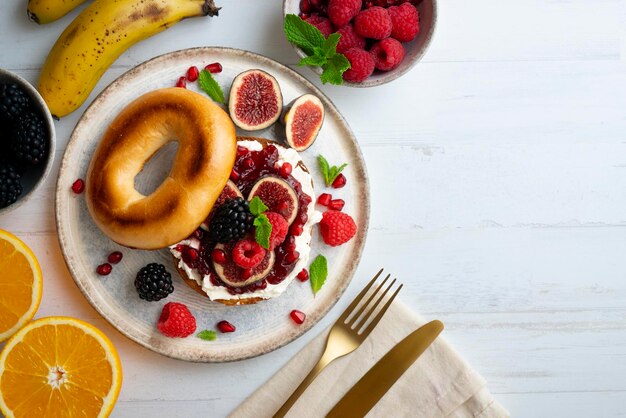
0, 229, 43, 342
0, 317, 123, 418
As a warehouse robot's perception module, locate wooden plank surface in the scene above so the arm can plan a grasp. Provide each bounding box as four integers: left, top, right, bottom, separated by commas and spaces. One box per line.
1, 0, 625, 416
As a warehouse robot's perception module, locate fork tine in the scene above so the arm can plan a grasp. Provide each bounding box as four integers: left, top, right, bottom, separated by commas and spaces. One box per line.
352, 278, 396, 330
337, 268, 384, 323
346, 274, 390, 326
359, 283, 403, 336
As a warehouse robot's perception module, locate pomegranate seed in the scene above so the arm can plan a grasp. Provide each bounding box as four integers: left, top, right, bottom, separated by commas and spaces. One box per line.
186, 66, 199, 82
290, 224, 303, 236
296, 211, 308, 225
290, 310, 306, 325
71, 179, 85, 194
212, 249, 227, 264
174, 244, 185, 253
279, 162, 292, 178
96, 263, 112, 276
285, 236, 297, 252
332, 173, 347, 188
175, 76, 187, 88
299, 12, 310, 19
107, 251, 123, 264
285, 251, 300, 263
256, 280, 267, 290
241, 269, 251, 280
182, 247, 199, 266
317, 193, 332, 206
300, 0, 311, 13
230, 169, 240, 181
329, 199, 345, 211
237, 145, 248, 156
205, 62, 222, 73
217, 320, 236, 333
297, 269, 309, 282
243, 158, 254, 169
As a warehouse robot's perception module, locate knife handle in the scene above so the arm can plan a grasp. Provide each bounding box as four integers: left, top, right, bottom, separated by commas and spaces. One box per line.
273, 352, 334, 418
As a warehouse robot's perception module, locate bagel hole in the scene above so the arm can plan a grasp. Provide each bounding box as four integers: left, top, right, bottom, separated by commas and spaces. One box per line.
134, 141, 179, 196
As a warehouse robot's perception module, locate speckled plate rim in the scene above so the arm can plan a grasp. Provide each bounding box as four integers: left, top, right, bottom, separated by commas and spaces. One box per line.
55, 47, 370, 362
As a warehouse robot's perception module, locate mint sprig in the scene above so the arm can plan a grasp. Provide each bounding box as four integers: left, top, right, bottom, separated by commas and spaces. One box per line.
318, 155, 348, 186
249, 196, 269, 217
254, 214, 272, 250
310, 255, 328, 295
197, 330, 217, 341
284, 14, 351, 85
198, 69, 224, 103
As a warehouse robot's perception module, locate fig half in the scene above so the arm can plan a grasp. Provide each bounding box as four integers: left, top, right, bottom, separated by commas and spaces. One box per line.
213, 242, 275, 288
284, 94, 324, 151
228, 69, 283, 131
248, 176, 299, 225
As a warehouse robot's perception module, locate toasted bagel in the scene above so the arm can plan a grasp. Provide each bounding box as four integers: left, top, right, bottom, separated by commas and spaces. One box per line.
86, 88, 236, 250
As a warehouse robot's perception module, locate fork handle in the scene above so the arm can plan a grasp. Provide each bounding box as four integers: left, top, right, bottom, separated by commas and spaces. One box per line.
273, 354, 333, 418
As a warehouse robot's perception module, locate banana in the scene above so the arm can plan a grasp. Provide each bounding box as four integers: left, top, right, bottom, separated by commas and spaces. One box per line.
27, 0, 90, 24
38, 0, 219, 117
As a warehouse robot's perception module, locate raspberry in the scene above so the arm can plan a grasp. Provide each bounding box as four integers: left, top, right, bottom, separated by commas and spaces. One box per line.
265, 212, 288, 250
319, 210, 357, 246
354, 7, 392, 40
370, 38, 406, 71
335, 24, 366, 54
157, 302, 197, 338
342, 48, 375, 83
232, 239, 266, 268
305, 14, 334, 38
328, 0, 360, 28
388, 3, 420, 42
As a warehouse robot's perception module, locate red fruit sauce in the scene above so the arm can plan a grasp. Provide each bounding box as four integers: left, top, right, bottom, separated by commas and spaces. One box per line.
178, 144, 313, 295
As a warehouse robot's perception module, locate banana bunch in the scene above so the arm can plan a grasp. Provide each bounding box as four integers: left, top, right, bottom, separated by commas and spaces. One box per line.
34, 0, 219, 117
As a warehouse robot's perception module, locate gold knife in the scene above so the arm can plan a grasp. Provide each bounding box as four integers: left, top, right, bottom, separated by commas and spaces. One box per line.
326, 320, 444, 418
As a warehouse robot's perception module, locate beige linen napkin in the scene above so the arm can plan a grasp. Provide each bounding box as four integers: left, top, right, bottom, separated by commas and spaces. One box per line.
230, 300, 508, 418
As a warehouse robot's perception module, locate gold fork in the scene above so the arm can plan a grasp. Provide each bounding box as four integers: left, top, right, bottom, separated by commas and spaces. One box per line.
273, 269, 403, 418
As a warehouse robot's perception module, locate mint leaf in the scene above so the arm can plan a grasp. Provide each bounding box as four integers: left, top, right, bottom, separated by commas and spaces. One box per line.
310, 255, 328, 295
321, 33, 341, 58
198, 70, 224, 103
299, 55, 328, 67
249, 196, 268, 216
254, 214, 272, 250
318, 155, 347, 186
198, 330, 217, 341
320, 53, 351, 85
284, 14, 325, 56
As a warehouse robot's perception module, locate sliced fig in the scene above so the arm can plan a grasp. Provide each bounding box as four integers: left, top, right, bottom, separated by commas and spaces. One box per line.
228, 69, 283, 131
213, 242, 275, 288
248, 176, 299, 225
284, 94, 324, 151
201, 180, 243, 230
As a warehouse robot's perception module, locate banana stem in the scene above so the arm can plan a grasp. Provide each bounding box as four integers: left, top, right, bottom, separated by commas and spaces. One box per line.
202, 0, 220, 16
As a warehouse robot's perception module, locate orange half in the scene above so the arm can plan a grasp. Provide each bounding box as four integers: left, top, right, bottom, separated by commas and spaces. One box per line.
0, 316, 123, 418
0, 229, 43, 342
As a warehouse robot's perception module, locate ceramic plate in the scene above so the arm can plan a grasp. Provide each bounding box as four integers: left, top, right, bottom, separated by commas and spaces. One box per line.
55, 47, 369, 362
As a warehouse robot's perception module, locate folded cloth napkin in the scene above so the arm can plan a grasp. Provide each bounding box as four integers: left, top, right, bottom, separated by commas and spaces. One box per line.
230, 300, 508, 418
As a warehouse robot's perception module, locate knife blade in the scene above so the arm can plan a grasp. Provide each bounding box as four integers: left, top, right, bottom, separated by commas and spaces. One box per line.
326, 320, 444, 418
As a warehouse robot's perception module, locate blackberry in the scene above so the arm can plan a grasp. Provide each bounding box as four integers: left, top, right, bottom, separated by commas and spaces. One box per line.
0, 84, 30, 122
0, 163, 22, 208
208, 197, 254, 243
135, 263, 174, 302
10, 112, 47, 166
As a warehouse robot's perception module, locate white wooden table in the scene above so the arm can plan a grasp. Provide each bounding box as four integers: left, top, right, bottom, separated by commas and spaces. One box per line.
2, 0, 626, 416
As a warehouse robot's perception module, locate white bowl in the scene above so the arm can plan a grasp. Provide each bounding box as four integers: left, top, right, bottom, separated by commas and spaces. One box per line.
0, 69, 56, 215
282, 0, 437, 87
